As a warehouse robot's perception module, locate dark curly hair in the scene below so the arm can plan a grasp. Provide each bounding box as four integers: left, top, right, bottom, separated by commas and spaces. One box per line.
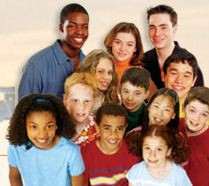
7, 93, 76, 146
126, 125, 190, 164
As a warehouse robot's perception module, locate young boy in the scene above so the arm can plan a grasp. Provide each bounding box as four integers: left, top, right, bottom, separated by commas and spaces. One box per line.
162, 49, 197, 118
179, 86, 209, 186
81, 103, 139, 185
64, 72, 99, 147
120, 67, 150, 133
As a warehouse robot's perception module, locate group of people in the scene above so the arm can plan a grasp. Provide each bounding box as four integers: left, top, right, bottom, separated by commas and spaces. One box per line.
6, 3, 208, 186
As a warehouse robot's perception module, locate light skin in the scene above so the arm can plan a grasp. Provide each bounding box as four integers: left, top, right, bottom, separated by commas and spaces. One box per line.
95, 58, 113, 92
162, 61, 197, 104
111, 32, 136, 62
96, 115, 126, 155
142, 136, 172, 179
59, 12, 89, 68
148, 13, 176, 53
148, 95, 175, 126
185, 100, 209, 133
121, 82, 149, 112
64, 83, 94, 132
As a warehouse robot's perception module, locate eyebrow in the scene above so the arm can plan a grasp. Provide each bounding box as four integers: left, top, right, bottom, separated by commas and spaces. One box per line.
168, 68, 193, 75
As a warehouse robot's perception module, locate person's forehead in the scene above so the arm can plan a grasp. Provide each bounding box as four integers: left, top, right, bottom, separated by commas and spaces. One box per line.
167, 61, 193, 73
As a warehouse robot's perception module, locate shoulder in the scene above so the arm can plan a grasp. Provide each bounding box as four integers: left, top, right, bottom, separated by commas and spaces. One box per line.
81, 140, 96, 154
59, 137, 81, 155
126, 161, 145, 179
25, 41, 59, 66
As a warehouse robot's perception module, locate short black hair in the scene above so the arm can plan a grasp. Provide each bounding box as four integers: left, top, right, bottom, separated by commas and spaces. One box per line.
60, 3, 89, 24
7, 93, 75, 146
96, 103, 127, 125
163, 48, 198, 78
120, 67, 151, 91
147, 4, 177, 26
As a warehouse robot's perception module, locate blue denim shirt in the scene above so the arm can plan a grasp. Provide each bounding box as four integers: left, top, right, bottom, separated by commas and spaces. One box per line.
18, 40, 85, 100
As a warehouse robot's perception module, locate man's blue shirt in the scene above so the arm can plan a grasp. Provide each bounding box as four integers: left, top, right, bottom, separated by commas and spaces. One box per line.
18, 40, 85, 100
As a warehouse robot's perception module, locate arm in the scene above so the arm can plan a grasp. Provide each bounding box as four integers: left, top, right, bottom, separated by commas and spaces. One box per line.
71, 173, 84, 186
9, 166, 23, 186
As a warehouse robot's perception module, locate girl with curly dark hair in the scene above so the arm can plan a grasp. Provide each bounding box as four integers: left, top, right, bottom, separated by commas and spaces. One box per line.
7, 93, 84, 186
126, 125, 191, 186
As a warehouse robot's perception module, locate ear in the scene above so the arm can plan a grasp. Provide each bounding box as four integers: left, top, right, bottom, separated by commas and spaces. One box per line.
173, 24, 178, 33
171, 113, 176, 119
192, 76, 197, 86
95, 123, 100, 134
59, 23, 64, 33
161, 71, 165, 82
144, 90, 150, 100
167, 148, 172, 157
63, 94, 68, 107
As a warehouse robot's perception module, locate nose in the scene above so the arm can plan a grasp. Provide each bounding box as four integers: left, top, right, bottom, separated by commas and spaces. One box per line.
37, 128, 47, 138
119, 43, 126, 52
154, 27, 161, 36
176, 73, 184, 83
127, 93, 133, 101
77, 102, 85, 111
75, 25, 83, 35
149, 150, 156, 158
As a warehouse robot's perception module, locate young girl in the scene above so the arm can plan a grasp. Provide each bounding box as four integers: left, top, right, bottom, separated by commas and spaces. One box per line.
126, 125, 191, 186
76, 49, 119, 113
143, 88, 179, 130
104, 22, 143, 82
7, 94, 84, 186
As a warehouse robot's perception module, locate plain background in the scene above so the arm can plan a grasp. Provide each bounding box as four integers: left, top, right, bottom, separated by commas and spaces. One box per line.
0, 0, 209, 185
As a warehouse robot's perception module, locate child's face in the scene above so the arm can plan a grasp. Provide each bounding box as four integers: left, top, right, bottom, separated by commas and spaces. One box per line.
143, 136, 171, 169
26, 111, 58, 149
64, 83, 94, 125
121, 82, 149, 112
95, 58, 113, 92
111, 32, 136, 62
148, 95, 175, 126
163, 61, 196, 103
96, 114, 126, 154
185, 99, 209, 133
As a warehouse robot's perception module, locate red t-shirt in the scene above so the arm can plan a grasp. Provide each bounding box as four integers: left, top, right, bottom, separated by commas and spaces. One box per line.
180, 125, 209, 186
81, 140, 139, 186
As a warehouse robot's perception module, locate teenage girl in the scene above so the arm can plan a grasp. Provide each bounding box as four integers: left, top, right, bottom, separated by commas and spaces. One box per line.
76, 49, 119, 113
7, 93, 84, 186
126, 125, 191, 186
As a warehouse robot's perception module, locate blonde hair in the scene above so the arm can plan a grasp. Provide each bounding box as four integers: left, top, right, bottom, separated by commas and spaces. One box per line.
64, 72, 98, 98
76, 49, 119, 103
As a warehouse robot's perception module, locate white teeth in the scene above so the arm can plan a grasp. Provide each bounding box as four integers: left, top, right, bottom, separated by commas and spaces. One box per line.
109, 140, 117, 144
74, 38, 83, 43
37, 139, 46, 143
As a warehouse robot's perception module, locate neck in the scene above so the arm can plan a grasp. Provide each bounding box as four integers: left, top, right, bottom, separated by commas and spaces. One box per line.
156, 42, 175, 68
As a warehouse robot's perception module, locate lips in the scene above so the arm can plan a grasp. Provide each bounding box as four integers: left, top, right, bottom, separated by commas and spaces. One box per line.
172, 84, 185, 92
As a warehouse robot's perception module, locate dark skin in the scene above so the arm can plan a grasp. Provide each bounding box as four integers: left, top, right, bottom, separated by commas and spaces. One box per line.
59, 12, 89, 70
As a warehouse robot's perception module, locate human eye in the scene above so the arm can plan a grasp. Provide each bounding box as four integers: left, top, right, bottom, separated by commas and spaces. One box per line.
84, 99, 91, 104
184, 73, 193, 80
143, 146, 150, 151
169, 70, 177, 76
97, 69, 104, 74
157, 147, 163, 152
152, 103, 159, 109
47, 124, 54, 130
103, 126, 110, 131
71, 99, 79, 103
117, 126, 125, 132
165, 107, 173, 113
188, 108, 195, 113
68, 23, 76, 29
135, 92, 141, 96
202, 112, 209, 118
113, 39, 120, 45
82, 24, 88, 30
122, 89, 129, 94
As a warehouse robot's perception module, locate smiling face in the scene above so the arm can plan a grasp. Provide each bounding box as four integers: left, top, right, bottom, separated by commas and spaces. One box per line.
143, 136, 171, 169
148, 13, 176, 50
111, 32, 136, 62
148, 95, 175, 126
95, 58, 113, 92
121, 82, 149, 112
163, 61, 196, 103
64, 83, 94, 125
60, 12, 89, 49
26, 111, 58, 150
96, 115, 126, 155
185, 100, 209, 133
